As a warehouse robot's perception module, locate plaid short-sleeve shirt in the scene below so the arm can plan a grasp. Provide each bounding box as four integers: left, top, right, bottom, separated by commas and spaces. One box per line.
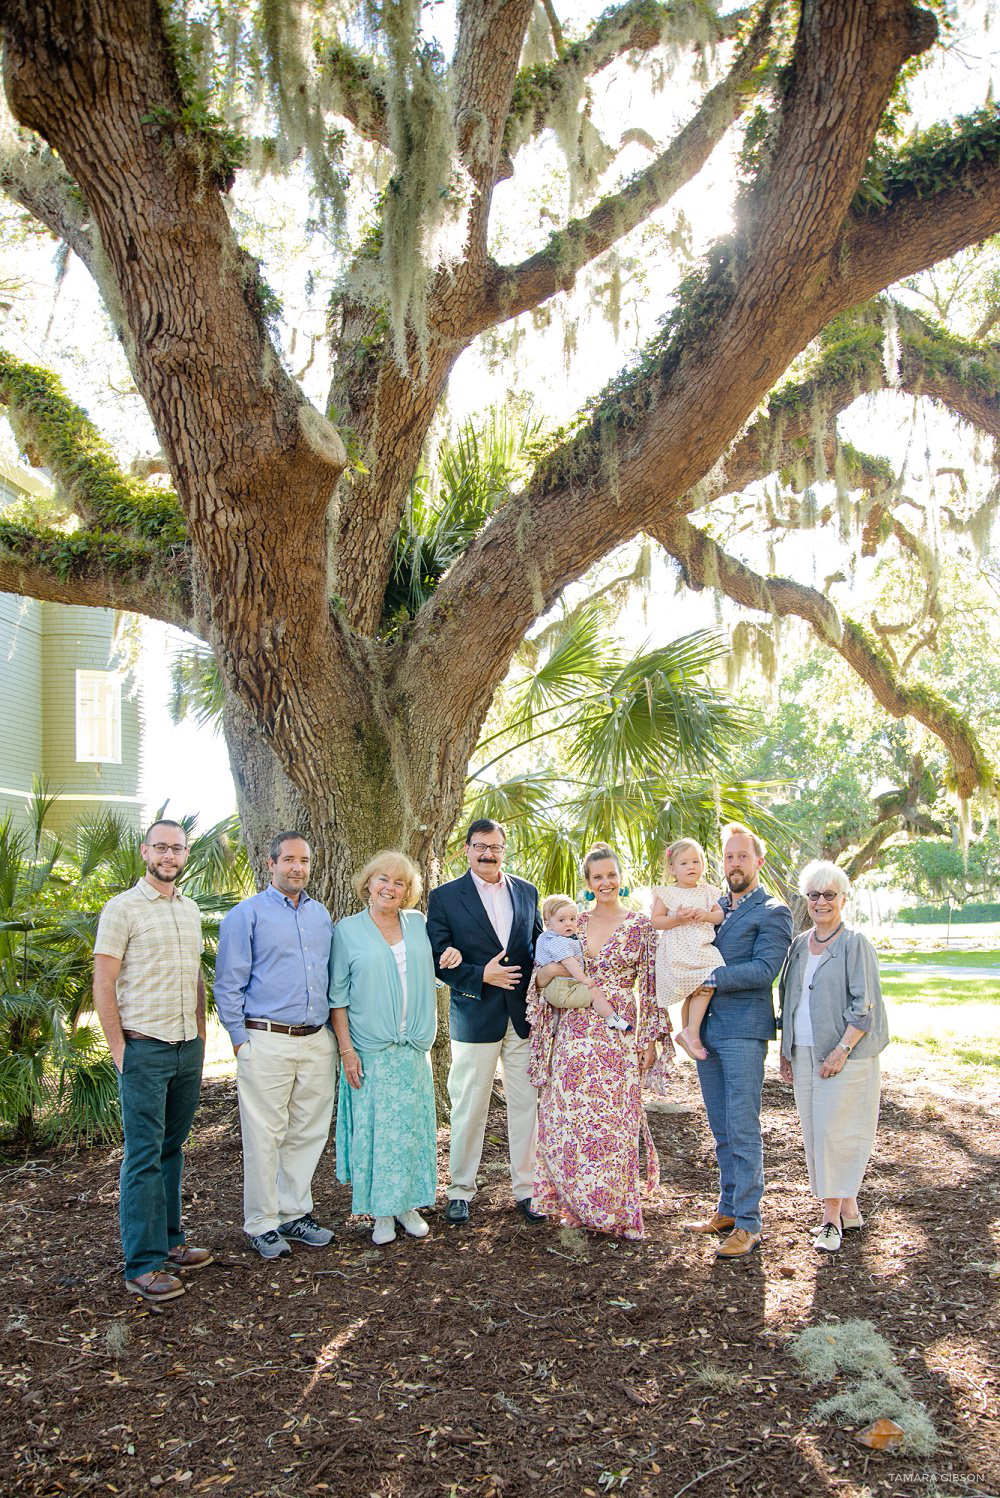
94, 879, 203, 1041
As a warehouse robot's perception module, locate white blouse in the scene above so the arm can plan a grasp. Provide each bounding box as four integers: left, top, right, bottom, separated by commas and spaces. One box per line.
793, 948, 824, 1047
390, 938, 408, 1033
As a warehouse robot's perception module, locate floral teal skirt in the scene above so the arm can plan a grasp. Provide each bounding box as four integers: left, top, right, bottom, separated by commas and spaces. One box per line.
335, 1043, 438, 1217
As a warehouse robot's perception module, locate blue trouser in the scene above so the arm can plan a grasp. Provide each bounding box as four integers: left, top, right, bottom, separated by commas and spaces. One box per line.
117, 1036, 204, 1280
695, 1034, 767, 1234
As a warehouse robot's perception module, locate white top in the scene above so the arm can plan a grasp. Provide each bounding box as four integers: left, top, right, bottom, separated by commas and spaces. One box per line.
793, 947, 824, 1047
390, 938, 408, 1033
470, 868, 514, 947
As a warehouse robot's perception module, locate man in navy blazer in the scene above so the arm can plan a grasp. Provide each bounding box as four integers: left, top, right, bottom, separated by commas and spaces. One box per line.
427, 819, 543, 1226
688, 823, 792, 1259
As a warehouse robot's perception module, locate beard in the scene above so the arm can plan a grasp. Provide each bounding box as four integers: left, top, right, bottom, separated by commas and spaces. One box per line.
726, 869, 751, 893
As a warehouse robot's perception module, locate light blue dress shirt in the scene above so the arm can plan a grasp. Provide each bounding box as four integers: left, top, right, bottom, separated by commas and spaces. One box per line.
215, 885, 334, 1048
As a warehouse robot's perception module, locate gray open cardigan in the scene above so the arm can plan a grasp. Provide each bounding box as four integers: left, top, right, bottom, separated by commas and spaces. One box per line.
777, 927, 890, 1062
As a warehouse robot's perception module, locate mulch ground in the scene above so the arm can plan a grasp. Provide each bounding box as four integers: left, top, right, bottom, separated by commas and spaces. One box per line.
1, 1066, 997, 1498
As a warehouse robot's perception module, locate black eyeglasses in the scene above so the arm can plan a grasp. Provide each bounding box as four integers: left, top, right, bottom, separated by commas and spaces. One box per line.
150, 843, 187, 854
806, 890, 839, 902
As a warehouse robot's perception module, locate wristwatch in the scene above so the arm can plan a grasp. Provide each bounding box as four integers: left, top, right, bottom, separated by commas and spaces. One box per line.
836, 1040, 853, 1055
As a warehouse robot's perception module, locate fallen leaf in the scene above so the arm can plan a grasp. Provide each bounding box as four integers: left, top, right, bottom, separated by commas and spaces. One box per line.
857, 1418, 905, 1449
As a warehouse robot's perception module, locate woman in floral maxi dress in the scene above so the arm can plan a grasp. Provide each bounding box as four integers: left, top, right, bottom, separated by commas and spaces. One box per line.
528, 844, 671, 1238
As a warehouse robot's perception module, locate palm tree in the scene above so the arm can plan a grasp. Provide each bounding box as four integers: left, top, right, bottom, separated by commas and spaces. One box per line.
460, 606, 791, 896
0, 785, 250, 1146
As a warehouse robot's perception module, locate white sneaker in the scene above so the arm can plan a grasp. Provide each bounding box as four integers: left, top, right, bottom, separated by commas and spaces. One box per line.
372, 1216, 397, 1245
395, 1210, 430, 1238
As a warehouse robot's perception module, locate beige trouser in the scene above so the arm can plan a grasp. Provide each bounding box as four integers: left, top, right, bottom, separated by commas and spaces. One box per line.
790, 1044, 880, 1200
235, 1026, 338, 1235
448, 1021, 537, 1203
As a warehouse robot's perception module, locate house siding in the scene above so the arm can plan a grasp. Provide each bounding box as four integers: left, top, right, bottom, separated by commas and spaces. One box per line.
40, 604, 143, 837
0, 593, 44, 821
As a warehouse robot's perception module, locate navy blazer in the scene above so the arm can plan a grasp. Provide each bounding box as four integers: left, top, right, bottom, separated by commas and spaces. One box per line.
702, 885, 792, 1043
426, 871, 542, 1043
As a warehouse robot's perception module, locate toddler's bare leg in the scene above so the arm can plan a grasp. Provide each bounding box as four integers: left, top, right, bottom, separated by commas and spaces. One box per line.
675, 986, 710, 1060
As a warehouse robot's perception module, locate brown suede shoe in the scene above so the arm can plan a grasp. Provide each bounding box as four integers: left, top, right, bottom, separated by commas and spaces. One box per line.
715, 1228, 761, 1258
167, 1244, 214, 1269
688, 1211, 736, 1234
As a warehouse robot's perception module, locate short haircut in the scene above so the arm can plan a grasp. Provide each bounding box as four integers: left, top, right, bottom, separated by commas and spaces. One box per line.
542, 894, 577, 923
721, 822, 766, 859
465, 818, 506, 846
798, 859, 850, 899
143, 818, 187, 845
582, 842, 620, 879
663, 838, 707, 882
269, 830, 310, 861
352, 849, 422, 908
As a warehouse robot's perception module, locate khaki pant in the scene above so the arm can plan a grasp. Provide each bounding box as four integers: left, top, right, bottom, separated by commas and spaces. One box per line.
235, 1026, 338, 1235
447, 1021, 537, 1203
790, 1044, 880, 1200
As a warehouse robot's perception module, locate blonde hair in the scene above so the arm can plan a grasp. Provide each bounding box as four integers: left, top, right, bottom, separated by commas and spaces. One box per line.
542, 894, 577, 923
721, 822, 766, 859
352, 849, 422, 908
663, 838, 707, 883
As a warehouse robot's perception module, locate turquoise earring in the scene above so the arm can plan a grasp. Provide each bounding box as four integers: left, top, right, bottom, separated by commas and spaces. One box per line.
584, 890, 595, 901
620, 885, 630, 897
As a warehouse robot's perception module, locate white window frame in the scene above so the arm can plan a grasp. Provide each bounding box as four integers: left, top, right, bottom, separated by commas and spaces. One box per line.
75, 669, 122, 764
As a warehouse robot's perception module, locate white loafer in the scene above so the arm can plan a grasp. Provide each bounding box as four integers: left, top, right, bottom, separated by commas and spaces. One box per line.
372, 1216, 397, 1245
395, 1210, 430, 1238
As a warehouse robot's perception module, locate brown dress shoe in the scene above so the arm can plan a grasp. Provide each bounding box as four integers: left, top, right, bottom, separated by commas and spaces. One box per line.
125, 1270, 186, 1301
166, 1244, 214, 1269
689, 1211, 736, 1234
715, 1228, 761, 1258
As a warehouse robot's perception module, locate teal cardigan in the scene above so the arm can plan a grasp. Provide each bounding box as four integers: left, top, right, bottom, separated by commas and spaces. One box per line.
328, 909, 438, 1053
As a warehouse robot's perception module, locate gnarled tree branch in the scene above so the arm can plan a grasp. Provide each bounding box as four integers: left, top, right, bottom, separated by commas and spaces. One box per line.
484, 3, 775, 326
0, 521, 191, 628
652, 512, 994, 798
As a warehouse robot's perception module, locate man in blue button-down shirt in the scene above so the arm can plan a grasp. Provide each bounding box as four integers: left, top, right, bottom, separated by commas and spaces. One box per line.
215, 831, 337, 1260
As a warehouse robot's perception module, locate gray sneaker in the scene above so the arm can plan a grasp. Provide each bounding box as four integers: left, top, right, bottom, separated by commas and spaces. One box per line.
278, 1213, 334, 1247
247, 1229, 292, 1260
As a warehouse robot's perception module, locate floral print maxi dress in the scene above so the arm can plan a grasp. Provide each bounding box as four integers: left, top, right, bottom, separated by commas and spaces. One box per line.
527, 910, 665, 1238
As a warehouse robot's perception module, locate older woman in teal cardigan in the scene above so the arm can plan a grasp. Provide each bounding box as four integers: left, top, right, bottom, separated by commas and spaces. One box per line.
329, 850, 461, 1246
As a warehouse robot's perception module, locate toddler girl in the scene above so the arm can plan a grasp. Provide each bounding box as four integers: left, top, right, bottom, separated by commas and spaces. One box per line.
535, 896, 631, 1032
651, 839, 724, 1060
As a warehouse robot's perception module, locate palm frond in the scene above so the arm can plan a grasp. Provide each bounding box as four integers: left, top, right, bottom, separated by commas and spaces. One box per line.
571, 631, 749, 784
170, 640, 226, 731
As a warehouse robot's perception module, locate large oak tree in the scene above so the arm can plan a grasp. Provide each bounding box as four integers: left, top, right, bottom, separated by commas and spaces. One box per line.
0, 0, 997, 906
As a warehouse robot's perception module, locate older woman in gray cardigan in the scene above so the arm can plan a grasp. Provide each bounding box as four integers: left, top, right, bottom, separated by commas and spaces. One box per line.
778, 860, 889, 1253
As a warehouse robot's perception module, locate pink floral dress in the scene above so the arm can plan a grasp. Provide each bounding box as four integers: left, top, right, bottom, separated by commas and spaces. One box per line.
527, 911, 667, 1238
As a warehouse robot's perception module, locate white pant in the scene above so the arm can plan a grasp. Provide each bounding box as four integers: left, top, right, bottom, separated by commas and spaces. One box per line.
235, 1026, 337, 1235
447, 1021, 537, 1203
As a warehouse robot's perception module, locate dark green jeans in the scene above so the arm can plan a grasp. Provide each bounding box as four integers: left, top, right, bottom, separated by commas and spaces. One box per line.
117, 1035, 204, 1280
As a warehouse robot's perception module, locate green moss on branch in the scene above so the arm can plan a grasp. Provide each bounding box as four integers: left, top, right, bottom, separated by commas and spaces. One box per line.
0, 353, 188, 547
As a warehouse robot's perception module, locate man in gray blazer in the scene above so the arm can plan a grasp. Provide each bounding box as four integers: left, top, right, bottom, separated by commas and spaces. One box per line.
688, 823, 792, 1258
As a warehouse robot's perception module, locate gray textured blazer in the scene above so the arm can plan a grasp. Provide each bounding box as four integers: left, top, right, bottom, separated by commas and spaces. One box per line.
778, 927, 890, 1062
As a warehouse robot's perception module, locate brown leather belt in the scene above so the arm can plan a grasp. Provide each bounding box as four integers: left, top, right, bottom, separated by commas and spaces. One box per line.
123, 1029, 164, 1042
245, 1020, 323, 1036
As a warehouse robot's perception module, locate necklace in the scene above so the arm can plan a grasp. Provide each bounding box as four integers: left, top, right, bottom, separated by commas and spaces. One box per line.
813, 921, 844, 945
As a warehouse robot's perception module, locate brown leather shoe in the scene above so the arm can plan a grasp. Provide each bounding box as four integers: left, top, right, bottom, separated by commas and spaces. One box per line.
167, 1244, 214, 1269
125, 1270, 186, 1301
715, 1228, 761, 1258
689, 1211, 736, 1234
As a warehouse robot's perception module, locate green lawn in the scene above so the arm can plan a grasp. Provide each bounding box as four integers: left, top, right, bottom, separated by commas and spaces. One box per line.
882, 948, 1000, 969
881, 962, 999, 1082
